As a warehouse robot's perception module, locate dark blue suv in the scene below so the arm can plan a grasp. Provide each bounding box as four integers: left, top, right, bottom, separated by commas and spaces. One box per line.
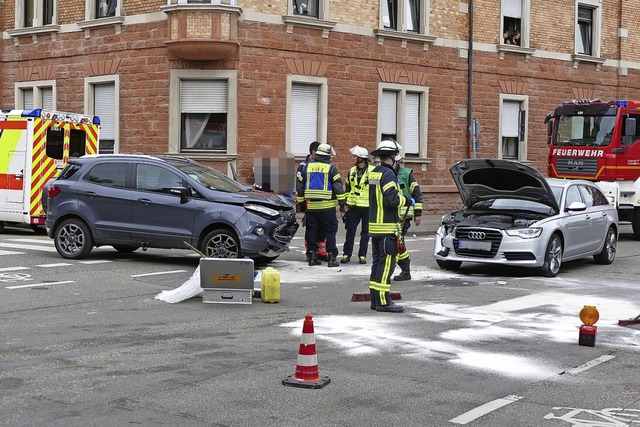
45, 155, 298, 261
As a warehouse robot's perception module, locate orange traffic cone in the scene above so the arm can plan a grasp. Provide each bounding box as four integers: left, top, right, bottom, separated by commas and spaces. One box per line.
282, 314, 331, 389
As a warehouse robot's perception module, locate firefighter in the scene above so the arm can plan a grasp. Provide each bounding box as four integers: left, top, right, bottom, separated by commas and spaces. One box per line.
368, 139, 413, 313
296, 141, 328, 261
297, 143, 346, 267
341, 146, 374, 264
393, 154, 423, 281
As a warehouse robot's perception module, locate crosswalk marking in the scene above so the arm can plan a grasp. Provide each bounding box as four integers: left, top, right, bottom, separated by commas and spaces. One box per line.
8, 238, 54, 245
6, 280, 75, 290
0, 267, 30, 272
0, 242, 58, 252
0, 250, 25, 255
37, 263, 73, 268
79, 260, 113, 264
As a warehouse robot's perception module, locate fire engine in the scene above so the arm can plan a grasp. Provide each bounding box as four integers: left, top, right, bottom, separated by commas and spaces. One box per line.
546, 99, 640, 239
0, 109, 100, 232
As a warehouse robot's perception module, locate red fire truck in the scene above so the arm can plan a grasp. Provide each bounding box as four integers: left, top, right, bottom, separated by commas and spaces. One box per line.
546, 99, 640, 239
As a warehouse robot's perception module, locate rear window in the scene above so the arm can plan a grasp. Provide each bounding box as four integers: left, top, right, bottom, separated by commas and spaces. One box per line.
83, 163, 128, 188
58, 164, 82, 180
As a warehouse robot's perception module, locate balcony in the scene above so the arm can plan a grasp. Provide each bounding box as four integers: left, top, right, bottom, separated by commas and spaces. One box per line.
162, 0, 242, 61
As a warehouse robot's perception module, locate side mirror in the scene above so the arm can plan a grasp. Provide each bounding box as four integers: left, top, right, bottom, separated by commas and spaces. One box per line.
544, 113, 552, 124
169, 186, 190, 204
566, 201, 587, 212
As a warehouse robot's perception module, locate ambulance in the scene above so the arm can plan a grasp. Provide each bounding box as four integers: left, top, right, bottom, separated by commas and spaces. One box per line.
0, 109, 100, 232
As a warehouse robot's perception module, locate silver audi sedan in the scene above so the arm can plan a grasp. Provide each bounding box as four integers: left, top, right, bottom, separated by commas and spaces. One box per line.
433, 159, 618, 277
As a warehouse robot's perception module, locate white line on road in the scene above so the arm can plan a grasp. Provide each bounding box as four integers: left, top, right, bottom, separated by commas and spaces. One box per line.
36, 263, 73, 268
8, 238, 54, 245
6, 280, 74, 289
131, 270, 187, 278
449, 395, 523, 425
0, 250, 26, 255
564, 355, 616, 375
0, 267, 30, 272
0, 243, 58, 252
79, 260, 113, 264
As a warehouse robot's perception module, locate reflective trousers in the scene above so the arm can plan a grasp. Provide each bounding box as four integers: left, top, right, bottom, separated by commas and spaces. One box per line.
397, 219, 412, 262
369, 235, 398, 292
305, 209, 339, 257
342, 206, 369, 258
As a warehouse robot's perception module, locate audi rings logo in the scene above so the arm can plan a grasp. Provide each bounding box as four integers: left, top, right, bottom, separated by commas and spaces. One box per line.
467, 231, 486, 240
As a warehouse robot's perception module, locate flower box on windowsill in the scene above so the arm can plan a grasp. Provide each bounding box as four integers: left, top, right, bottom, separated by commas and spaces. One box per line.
373, 29, 436, 50
282, 15, 336, 38
571, 53, 605, 70
7, 25, 61, 45
497, 44, 535, 62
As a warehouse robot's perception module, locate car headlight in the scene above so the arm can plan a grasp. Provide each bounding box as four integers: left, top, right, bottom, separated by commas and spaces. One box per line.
505, 228, 543, 239
245, 203, 280, 220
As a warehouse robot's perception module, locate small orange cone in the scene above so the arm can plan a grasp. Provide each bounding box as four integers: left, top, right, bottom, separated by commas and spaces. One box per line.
282, 314, 331, 389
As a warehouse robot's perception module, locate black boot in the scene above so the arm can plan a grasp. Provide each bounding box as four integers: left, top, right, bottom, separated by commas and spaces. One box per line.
393, 259, 411, 281
327, 254, 339, 268
375, 292, 404, 313
308, 252, 321, 266
369, 289, 377, 310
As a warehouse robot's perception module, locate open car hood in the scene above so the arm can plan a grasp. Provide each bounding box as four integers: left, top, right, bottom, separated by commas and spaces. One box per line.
449, 159, 560, 214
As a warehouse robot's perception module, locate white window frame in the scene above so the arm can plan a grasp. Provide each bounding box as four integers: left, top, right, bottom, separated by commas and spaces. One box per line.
286, 75, 328, 157
498, 94, 529, 161
500, 0, 530, 48
287, 0, 328, 19
379, 0, 429, 35
14, 0, 57, 28
84, 75, 120, 154
84, 0, 122, 20
377, 83, 429, 158
15, 81, 56, 110
169, 70, 238, 160
575, 0, 601, 57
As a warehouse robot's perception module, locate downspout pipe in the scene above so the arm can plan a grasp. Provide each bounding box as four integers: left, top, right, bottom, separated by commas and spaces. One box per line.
467, 0, 474, 158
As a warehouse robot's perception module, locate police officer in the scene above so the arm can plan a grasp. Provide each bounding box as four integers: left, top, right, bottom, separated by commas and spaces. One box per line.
297, 143, 346, 267
296, 141, 328, 262
368, 140, 413, 313
393, 155, 423, 281
341, 146, 374, 264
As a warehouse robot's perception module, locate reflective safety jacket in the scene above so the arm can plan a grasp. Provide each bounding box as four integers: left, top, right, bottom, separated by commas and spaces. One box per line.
346, 164, 374, 207
396, 167, 423, 219
297, 159, 346, 211
368, 163, 410, 236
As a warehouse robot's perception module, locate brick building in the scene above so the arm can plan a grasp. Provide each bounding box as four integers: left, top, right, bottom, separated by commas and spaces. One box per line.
1, 0, 639, 214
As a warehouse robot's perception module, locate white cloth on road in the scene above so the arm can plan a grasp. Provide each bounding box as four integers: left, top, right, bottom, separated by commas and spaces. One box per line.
155, 266, 202, 303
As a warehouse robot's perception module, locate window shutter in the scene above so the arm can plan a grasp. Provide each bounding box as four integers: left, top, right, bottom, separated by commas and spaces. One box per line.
180, 80, 228, 113
291, 83, 318, 156
404, 92, 420, 154
381, 90, 397, 135
502, 101, 520, 137
41, 87, 54, 110
23, 89, 34, 109
94, 83, 116, 140
502, 0, 521, 18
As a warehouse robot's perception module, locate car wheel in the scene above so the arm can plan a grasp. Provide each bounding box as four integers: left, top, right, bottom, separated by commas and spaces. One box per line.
593, 226, 617, 265
540, 234, 562, 277
112, 245, 140, 253
436, 259, 462, 271
54, 218, 94, 259
201, 229, 241, 259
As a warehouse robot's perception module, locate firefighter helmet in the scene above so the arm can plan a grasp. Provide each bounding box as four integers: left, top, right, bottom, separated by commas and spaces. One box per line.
370, 139, 401, 158
316, 143, 333, 159
349, 145, 369, 160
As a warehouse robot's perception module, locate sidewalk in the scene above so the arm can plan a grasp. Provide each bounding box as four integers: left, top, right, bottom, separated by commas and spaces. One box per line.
295, 213, 442, 237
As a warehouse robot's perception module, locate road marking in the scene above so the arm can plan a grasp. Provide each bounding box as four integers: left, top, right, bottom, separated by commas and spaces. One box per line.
0, 243, 58, 252
6, 280, 74, 289
449, 395, 523, 425
563, 355, 616, 375
131, 270, 187, 278
36, 263, 73, 268
8, 238, 54, 245
0, 250, 26, 255
79, 260, 113, 264
0, 267, 30, 272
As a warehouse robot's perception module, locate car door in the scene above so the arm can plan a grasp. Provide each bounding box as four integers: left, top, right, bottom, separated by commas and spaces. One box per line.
129, 163, 196, 246
77, 161, 131, 241
560, 184, 592, 258
579, 184, 610, 252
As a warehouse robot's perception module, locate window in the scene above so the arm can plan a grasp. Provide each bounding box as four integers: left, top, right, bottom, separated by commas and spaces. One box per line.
15, 81, 55, 110
136, 165, 183, 193
292, 0, 318, 17
499, 96, 528, 161
501, 0, 529, 47
83, 0, 121, 21
18, 0, 55, 28
85, 76, 119, 154
84, 163, 128, 188
575, 1, 600, 57
286, 76, 328, 157
378, 85, 428, 157
382, 0, 425, 33
169, 70, 238, 158
45, 127, 64, 160
96, 0, 117, 18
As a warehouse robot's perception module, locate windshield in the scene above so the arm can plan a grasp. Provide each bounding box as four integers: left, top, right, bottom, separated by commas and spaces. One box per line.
470, 198, 555, 215
172, 162, 246, 193
555, 105, 616, 147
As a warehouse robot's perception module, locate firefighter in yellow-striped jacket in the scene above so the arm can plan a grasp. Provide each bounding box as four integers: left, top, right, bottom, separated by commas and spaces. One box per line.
393, 156, 423, 281
368, 140, 413, 313
296, 143, 346, 267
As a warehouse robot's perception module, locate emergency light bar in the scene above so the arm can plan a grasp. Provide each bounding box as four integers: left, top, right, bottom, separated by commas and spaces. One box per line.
20, 108, 100, 125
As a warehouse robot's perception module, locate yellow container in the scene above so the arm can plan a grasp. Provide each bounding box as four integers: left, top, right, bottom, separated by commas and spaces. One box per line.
261, 267, 280, 303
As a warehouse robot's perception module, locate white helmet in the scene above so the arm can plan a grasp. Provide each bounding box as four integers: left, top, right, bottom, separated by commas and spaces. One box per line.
349, 145, 369, 159
316, 143, 333, 158
370, 139, 401, 158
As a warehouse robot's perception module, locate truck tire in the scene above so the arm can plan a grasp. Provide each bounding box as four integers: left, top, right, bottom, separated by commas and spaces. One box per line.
633, 208, 640, 240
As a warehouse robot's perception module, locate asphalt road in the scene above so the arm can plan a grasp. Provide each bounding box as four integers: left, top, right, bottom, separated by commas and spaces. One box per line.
1, 222, 639, 426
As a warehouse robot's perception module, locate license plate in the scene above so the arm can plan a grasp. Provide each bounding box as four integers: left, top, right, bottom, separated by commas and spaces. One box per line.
458, 239, 492, 251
